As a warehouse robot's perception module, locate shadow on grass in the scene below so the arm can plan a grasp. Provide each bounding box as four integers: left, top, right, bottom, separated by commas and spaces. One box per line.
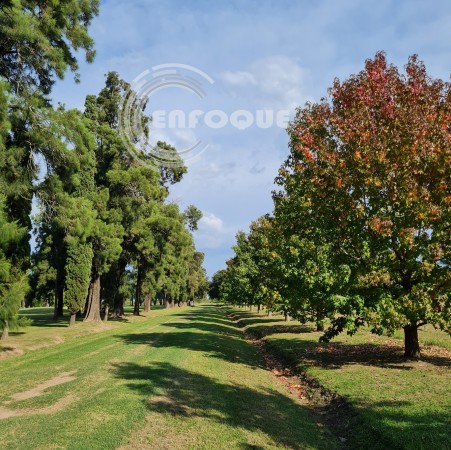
116, 324, 261, 368
0, 346, 15, 352
111, 361, 330, 449
236, 317, 286, 327
172, 313, 234, 327
267, 338, 451, 369
246, 324, 314, 339
231, 308, 451, 369
18, 307, 68, 328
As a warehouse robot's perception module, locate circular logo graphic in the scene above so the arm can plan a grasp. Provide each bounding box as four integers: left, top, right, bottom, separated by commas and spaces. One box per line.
118, 63, 214, 171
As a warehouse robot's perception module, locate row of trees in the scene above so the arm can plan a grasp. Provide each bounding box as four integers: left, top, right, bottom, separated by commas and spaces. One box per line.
0, 1, 207, 338
212, 53, 450, 358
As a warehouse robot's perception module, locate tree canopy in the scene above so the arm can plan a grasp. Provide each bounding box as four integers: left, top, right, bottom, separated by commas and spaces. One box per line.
213, 53, 450, 358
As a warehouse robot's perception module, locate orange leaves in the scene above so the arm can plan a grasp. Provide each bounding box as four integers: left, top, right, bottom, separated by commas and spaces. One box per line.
303, 149, 316, 162
367, 216, 393, 237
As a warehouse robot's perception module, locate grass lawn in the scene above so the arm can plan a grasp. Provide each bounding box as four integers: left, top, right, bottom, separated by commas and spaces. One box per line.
0, 304, 337, 449
229, 307, 451, 450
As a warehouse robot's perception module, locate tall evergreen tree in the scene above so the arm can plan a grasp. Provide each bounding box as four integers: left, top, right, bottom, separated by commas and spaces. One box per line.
0, 0, 99, 95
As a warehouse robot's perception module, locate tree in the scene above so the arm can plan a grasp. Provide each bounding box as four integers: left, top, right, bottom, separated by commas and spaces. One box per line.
209, 269, 227, 301
0, 0, 99, 94
35, 108, 97, 325
0, 195, 27, 339
183, 205, 203, 231
0, 81, 31, 335
0, 1, 98, 327
83, 190, 123, 322
187, 251, 206, 305
279, 52, 450, 358
87, 73, 188, 317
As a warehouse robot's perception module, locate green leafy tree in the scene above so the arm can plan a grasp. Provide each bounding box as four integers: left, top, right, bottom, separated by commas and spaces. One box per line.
209, 269, 227, 301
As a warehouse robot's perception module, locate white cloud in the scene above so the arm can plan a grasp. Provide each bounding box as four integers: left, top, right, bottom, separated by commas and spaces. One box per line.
199, 212, 224, 232
221, 70, 257, 87
220, 55, 312, 112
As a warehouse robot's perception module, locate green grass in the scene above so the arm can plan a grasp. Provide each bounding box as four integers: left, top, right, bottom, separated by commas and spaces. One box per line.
230, 308, 451, 450
0, 304, 337, 449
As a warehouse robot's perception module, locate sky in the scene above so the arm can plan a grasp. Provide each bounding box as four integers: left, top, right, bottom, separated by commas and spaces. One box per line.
52, 0, 451, 277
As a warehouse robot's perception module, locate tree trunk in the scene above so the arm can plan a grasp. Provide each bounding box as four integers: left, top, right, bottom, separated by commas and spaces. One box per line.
83, 281, 92, 317
1, 321, 8, 340
316, 308, 325, 331
111, 257, 126, 317
69, 313, 76, 327
133, 294, 139, 316
268, 311, 272, 317
257, 303, 261, 313
404, 324, 421, 359
134, 265, 143, 316
84, 274, 102, 322
113, 294, 124, 317
53, 277, 64, 320
103, 304, 109, 322
53, 232, 65, 321
143, 295, 150, 313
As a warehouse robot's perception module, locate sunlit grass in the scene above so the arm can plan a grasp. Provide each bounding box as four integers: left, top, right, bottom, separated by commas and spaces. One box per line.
231, 307, 451, 450
0, 304, 337, 449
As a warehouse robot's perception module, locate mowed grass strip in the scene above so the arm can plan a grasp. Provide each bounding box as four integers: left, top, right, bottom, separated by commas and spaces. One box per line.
230, 307, 451, 450
0, 304, 338, 449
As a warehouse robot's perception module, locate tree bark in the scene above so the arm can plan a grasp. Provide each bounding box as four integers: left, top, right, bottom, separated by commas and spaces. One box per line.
404, 324, 421, 359
84, 274, 102, 322
69, 313, 76, 327
1, 321, 8, 340
143, 295, 150, 313
53, 231, 65, 321
111, 257, 127, 317
257, 303, 261, 313
316, 308, 325, 331
103, 304, 109, 322
53, 276, 64, 320
133, 265, 143, 316
83, 280, 92, 317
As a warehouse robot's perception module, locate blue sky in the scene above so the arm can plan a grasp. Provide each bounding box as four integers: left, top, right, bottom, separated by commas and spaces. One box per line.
52, 0, 451, 277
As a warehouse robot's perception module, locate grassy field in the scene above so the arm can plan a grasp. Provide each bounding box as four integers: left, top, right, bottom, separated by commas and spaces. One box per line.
0, 304, 337, 450
230, 307, 451, 450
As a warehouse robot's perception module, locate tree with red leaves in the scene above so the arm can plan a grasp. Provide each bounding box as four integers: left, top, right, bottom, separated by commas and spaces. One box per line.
278, 52, 450, 358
